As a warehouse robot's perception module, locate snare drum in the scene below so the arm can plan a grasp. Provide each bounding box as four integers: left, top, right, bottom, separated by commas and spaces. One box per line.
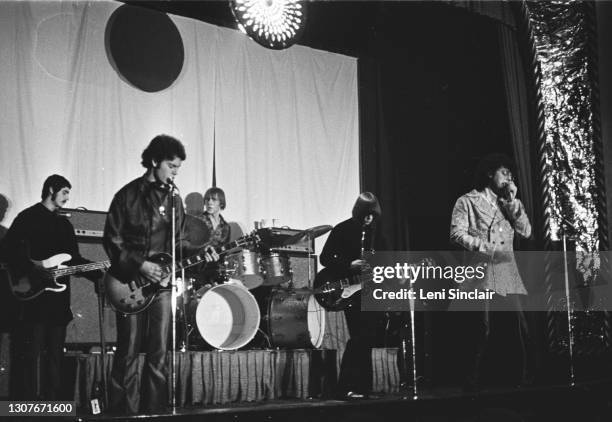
264, 288, 326, 349
184, 283, 260, 350
260, 253, 291, 286
224, 250, 264, 289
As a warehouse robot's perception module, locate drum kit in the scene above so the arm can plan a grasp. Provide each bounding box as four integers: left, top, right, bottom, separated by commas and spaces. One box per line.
176, 224, 332, 351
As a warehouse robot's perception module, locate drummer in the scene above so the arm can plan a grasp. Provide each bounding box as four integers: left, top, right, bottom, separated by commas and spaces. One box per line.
201, 187, 231, 246
184, 187, 231, 285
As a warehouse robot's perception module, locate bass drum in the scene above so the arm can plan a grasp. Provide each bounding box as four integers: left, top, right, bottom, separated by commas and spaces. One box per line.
265, 288, 326, 349
185, 282, 260, 350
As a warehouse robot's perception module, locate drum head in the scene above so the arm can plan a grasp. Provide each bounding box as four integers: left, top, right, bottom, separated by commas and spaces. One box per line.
195, 284, 260, 350
307, 294, 326, 348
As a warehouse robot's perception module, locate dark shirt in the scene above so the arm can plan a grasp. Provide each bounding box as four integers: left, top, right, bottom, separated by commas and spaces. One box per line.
320, 217, 378, 275
104, 176, 196, 281
3, 203, 87, 324
201, 213, 230, 247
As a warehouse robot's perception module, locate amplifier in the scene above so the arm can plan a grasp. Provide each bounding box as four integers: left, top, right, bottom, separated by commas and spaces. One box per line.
58, 208, 107, 239
265, 227, 314, 254
56, 209, 117, 346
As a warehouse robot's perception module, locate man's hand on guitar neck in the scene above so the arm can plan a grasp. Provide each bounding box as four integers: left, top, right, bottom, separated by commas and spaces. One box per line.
203, 245, 219, 263
139, 245, 219, 286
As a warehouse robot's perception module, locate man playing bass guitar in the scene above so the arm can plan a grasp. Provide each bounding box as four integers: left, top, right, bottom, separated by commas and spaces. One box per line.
103, 135, 218, 414
2, 174, 104, 400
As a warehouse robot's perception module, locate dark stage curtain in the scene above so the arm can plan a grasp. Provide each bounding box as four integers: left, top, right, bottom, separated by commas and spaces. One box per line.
357, 3, 515, 252
358, 57, 410, 251
498, 23, 536, 237
356, 2, 538, 386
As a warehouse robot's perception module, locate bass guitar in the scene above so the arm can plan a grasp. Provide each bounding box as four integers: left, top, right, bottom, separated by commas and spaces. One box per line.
104, 233, 258, 314
313, 258, 434, 311
0, 253, 109, 301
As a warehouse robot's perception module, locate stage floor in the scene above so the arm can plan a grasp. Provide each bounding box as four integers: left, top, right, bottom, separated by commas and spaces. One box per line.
69, 378, 612, 422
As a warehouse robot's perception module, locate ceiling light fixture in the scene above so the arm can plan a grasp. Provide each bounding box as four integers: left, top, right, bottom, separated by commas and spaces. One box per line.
230, 0, 307, 50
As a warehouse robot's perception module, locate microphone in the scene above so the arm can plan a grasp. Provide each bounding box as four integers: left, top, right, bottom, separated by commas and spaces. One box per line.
166, 178, 179, 192
500, 184, 513, 201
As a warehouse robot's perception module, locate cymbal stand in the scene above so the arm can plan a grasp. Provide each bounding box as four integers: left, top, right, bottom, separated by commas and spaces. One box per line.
307, 232, 313, 290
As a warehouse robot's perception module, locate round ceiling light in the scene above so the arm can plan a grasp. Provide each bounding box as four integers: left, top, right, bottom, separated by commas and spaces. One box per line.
230, 0, 307, 50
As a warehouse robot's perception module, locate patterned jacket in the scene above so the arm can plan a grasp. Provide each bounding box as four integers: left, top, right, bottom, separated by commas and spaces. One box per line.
450, 189, 531, 295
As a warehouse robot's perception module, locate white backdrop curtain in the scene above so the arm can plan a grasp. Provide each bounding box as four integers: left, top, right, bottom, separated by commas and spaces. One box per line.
0, 1, 359, 251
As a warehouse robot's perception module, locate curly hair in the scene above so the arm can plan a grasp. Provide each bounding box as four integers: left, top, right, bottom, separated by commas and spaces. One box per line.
473, 153, 515, 190
141, 134, 186, 169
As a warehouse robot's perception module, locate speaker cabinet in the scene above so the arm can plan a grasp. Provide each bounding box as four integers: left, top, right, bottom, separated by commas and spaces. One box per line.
59, 209, 117, 347
66, 241, 117, 347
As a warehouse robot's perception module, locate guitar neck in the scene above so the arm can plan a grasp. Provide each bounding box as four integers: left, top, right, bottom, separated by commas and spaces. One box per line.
164, 237, 252, 274
337, 273, 368, 288
52, 261, 109, 278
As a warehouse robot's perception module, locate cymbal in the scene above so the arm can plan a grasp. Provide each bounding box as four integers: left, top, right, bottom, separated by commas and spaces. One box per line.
282, 225, 332, 246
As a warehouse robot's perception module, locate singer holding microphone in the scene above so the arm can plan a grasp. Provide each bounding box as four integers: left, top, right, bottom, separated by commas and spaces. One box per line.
450, 153, 533, 391
103, 135, 218, 414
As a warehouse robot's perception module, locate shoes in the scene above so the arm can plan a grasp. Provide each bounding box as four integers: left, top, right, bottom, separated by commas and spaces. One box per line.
399, 381, 414, 391
343, 391, 368, 400
338, 391, 384, 400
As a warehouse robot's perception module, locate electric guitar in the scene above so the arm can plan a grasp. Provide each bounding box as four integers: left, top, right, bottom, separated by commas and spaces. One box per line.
104, 233, 258, 314
313, 268, 371, 311
0, 253, 110, 301
313, 258, 434, 311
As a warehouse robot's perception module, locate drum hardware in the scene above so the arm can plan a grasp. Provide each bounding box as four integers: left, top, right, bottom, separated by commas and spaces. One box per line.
256, 327, 273, 348
280, 225, 332, 246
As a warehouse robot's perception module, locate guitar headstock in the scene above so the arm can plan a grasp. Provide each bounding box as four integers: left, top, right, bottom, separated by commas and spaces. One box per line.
235, 231, 260, 250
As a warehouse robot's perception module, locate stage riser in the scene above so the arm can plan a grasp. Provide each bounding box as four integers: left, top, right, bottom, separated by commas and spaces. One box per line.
71, 350, 337, 409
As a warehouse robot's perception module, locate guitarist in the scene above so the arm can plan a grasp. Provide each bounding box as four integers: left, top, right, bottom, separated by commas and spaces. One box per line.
103, 135, 218, 414
320, 192, 385, 400
2, 174, 103, 399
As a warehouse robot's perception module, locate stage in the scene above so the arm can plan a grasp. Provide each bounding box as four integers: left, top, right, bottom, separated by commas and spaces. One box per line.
44, 347, 612, 422
70, 378, 612, 422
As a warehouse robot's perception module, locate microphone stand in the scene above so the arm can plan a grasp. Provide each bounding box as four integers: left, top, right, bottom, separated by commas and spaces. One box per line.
559, 219, 576, 386
96, 276, 109, 407
408, 282, 418, 399
169, 182, 178, 411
